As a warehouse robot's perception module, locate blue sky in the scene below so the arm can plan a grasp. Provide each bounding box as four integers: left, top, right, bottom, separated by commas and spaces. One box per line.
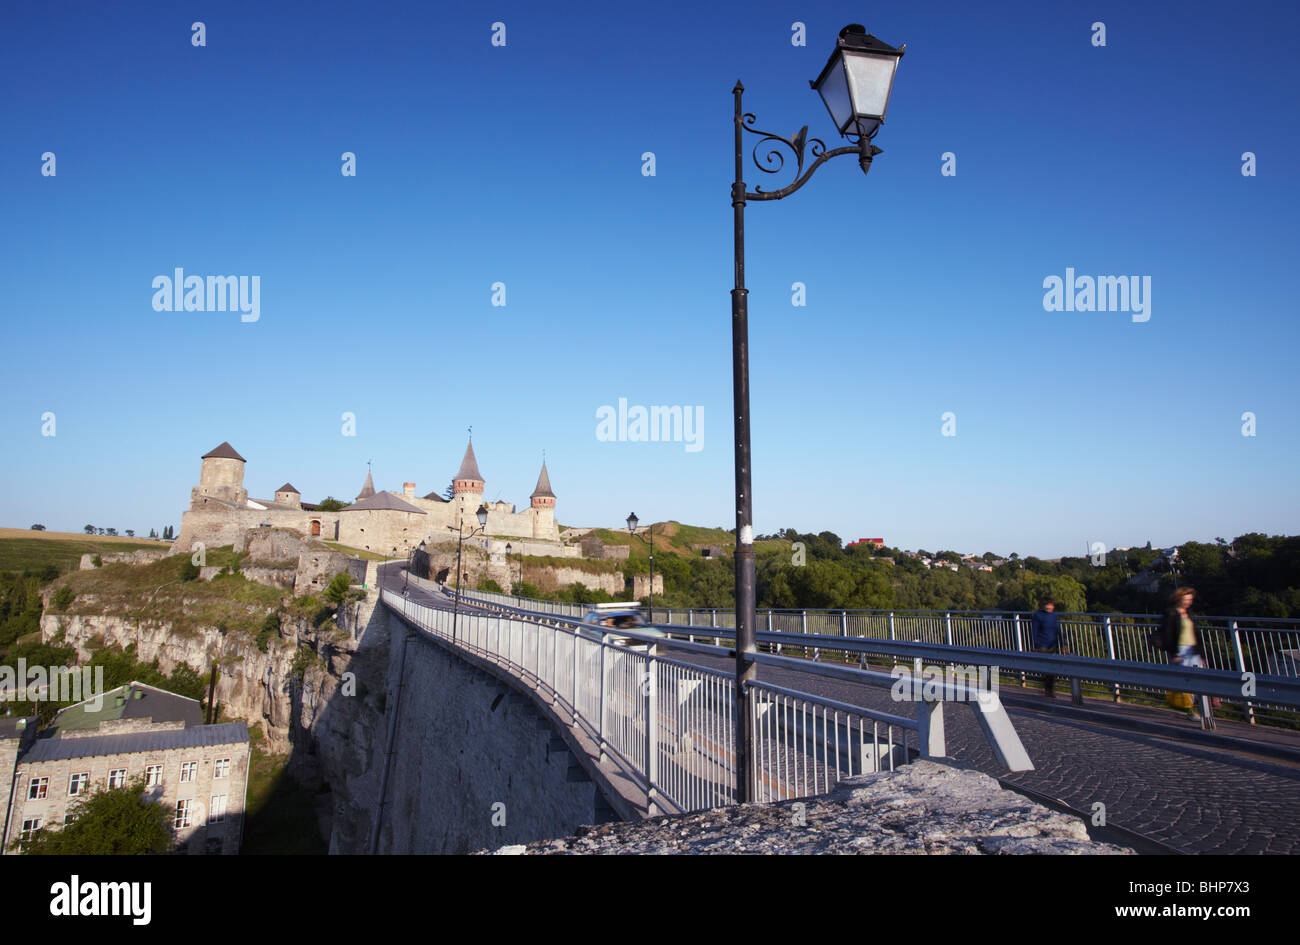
1, 0, 1297, 558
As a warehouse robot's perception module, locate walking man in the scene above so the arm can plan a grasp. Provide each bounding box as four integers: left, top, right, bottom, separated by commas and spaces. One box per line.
1030, 597, 1062, 697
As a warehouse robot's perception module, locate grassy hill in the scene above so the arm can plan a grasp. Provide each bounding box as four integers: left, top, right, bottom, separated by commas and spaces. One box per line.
588, 521, 789, 559
0, 528, 167, 576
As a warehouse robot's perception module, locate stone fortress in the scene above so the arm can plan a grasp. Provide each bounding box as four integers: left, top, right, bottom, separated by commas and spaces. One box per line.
174, 439, 565, 559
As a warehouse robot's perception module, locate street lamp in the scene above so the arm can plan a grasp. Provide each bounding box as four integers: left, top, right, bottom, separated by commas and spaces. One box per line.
729, 24, 903, 803
447, 504, 489, 643
627, 512, 654, 620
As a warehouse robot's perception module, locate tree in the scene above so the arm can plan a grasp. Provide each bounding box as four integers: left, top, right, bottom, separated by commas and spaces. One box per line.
105, 528, 118, 536
125, 530, 134, 537
30, 524, 45, 531
84, 525, 95, 534
441, 480, 455, 501
323, 572, 352, 605
14, 777, 172, 854
149, 528, 158, 539
317, 497, 350, 512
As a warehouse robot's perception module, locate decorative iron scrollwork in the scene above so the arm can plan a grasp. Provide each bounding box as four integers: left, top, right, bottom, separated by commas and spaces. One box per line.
741, 114, 829, 194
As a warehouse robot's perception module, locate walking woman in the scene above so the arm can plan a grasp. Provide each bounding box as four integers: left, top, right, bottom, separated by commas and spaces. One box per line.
1160, 587, 1205, 718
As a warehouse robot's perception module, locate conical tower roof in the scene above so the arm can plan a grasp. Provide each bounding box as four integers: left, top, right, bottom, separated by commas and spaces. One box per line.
531, 461, 555, 499
202, 441, 246, 462
455, 441, 484, 483
356, 469, 376, 501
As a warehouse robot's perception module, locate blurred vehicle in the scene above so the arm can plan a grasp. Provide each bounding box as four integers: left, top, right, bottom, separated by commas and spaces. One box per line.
579, 602, 663, 647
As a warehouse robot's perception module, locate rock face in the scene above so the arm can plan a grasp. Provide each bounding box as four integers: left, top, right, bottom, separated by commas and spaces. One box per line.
488, 761, 1134, 855
79, 549, 170, 570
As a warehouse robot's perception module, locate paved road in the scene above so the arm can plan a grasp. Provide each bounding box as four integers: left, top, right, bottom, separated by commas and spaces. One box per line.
379, 568, 1300, 853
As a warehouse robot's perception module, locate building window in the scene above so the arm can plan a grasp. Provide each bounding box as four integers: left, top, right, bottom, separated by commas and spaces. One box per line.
68, 772, 89, 796
108, 768, 127, 789
180, 761, 197, 783
209, 795, 227, 824
27, 777, 48, 800
213, 758, 230, 779
174, 799, 192, 830
145, 765, 163, 787
20, 817, 42, 842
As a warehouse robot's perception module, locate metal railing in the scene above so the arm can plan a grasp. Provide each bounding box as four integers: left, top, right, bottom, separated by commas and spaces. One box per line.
458, 587, 1300, 726
382, 588, 1032, 816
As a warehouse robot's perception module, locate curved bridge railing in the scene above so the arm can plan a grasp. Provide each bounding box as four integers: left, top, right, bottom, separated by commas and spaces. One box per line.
381, 588, 1032, 816
458, 588, 1300, 728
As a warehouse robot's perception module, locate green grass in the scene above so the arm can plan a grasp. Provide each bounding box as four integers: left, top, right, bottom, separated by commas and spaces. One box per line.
319, 541, 387, 561
54, 547, 283, 638
0, 537, 165, 576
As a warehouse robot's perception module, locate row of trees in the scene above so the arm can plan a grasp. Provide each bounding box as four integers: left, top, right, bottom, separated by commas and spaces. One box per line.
612, 531, 1299, 618
79, 525, 173, 539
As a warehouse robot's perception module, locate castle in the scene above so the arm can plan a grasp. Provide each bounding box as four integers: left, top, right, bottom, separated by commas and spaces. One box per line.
173, 439, 560, 557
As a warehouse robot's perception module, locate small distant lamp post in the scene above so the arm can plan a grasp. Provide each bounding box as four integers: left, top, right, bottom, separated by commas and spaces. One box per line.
627, 512, 654, 620
729, 24, 904, 803
448, 504, 489, 643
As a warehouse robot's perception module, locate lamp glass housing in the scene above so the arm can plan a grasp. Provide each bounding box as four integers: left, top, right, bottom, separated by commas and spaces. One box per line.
476, 505, 488, 528
811, 27, 903, 138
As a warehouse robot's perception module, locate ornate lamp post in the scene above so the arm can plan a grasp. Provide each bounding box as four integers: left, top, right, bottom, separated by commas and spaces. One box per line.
447, 504, 489, 643
627, 513, 654, 620
730, 24, 904, 802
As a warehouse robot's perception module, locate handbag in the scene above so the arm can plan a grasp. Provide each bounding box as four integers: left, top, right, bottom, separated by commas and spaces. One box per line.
1165, 690, 1193, 710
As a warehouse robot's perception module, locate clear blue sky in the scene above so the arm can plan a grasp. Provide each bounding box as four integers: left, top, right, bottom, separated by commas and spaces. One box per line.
2, 0, 1297, 558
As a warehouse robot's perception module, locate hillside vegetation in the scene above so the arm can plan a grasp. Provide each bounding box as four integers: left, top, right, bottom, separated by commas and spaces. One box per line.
532, 526, 1300, 620
0, 531, 165, 576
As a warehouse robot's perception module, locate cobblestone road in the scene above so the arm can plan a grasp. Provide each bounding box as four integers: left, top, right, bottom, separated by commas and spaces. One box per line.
664, 645, 1300, 854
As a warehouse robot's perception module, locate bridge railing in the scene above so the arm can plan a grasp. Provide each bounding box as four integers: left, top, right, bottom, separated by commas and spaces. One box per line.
456, 587, 1300, 726
383, 588, 1031, 816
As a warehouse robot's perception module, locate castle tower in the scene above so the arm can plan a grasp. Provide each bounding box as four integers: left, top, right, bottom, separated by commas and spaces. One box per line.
452, 440, 485, 530
356, 469, 376, 502
274, 483, 302, 510
190, 442, 248, 509
529, 461, 558, 540
530, 462, 555, 510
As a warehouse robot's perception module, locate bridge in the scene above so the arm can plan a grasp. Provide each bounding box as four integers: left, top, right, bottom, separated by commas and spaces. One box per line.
375, 568, 1300, 854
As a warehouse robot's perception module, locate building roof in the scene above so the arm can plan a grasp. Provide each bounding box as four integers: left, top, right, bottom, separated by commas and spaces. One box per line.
343, 491, 426, 514
201, 441, 246, 462
531, 461, 555, 499
23, 722, 249, 764
356, 470, 376, 501
422, 491, 449, 502
51, 682, 204, 735
0, 717, 36, 740
276, 482, 300, 494
455, 441, 484, 483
